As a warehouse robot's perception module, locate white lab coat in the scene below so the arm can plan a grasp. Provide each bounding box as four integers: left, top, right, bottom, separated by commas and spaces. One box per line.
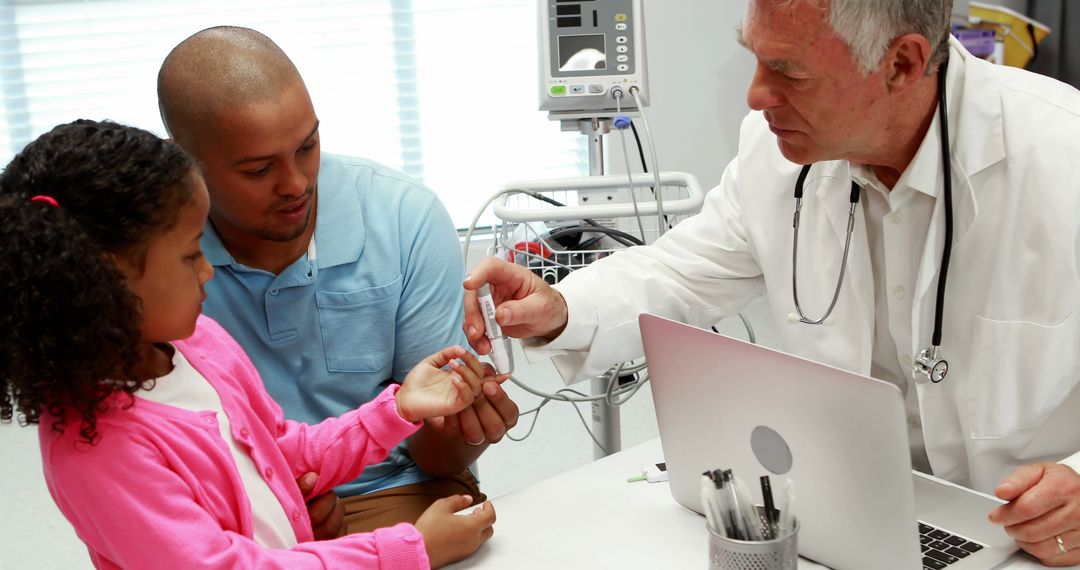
528, 40, 1080, 492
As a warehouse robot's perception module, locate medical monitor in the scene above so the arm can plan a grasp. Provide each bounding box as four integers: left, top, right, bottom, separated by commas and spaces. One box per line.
538, 0, 649, 118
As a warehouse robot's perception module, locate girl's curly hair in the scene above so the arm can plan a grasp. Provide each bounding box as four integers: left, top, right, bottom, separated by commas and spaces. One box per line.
0, 119, 195, 443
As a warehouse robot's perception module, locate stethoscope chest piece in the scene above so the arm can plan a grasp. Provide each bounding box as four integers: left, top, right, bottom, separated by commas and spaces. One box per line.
914, 346, 948, 383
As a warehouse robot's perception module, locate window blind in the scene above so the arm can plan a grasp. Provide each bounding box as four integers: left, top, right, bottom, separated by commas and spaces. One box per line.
0, 0, 587, 227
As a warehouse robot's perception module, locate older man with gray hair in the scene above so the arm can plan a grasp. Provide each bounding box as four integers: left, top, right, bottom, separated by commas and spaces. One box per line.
463, 0, 1080, 565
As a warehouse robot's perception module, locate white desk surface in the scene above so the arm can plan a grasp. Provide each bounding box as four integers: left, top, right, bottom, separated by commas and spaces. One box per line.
448, 438, 1043, 569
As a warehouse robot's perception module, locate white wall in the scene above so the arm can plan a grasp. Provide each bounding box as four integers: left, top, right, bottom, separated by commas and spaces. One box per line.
609, 0, 754, 189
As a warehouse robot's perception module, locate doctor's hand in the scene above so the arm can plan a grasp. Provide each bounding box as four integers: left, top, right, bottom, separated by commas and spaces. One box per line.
989, 462, 1080, 566
462, 257, 569, 354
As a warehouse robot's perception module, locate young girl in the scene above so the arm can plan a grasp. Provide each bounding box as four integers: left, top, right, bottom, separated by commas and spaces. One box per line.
0, 120, 499, 569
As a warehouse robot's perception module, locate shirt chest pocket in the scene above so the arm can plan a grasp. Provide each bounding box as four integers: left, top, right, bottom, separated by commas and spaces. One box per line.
967, 312, 1080, 440
315, 276, 403, 373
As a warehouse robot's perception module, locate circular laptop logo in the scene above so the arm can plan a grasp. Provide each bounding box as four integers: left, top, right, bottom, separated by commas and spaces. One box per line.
751, 425, 793, 475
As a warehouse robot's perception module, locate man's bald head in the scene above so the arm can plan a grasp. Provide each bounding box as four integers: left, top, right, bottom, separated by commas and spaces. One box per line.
158, 26, 306, 151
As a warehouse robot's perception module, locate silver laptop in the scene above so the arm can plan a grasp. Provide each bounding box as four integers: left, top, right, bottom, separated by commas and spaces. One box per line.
640, 313, 1018, 570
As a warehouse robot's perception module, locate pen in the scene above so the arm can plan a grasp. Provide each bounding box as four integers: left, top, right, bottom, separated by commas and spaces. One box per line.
701, 472, 722, 534
778, 477, 795, 534
477, 284, 514, 374
719, 469, 750, 541
731, 472, 764, 541
760, 475, 776, 540
708, 470, 736, 538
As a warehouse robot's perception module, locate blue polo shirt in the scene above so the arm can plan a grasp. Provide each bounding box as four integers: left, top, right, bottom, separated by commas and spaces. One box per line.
201, 153, 468, 497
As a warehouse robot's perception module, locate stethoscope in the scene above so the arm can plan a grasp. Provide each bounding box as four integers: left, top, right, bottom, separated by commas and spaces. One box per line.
789, 61, 954, 384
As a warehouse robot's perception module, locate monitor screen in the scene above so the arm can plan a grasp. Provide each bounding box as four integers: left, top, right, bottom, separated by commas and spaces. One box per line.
558, 34, 606, 71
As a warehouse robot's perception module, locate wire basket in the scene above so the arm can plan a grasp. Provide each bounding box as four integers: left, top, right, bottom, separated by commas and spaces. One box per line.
491, 172, 704, 284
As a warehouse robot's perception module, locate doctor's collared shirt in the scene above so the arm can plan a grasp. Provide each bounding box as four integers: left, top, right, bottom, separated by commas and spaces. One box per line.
854, 157, 934, 474
200, 153, 468, 497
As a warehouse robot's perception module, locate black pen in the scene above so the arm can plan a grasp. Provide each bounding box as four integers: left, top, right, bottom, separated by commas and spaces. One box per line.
760, 475, 777, 540
721, 469, 751, 541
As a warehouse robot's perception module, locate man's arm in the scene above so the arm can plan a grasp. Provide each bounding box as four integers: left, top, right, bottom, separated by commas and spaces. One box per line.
407, 379, 518, 475
391, 191, 516, 475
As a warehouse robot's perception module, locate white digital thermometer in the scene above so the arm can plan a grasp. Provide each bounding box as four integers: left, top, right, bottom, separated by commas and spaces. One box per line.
477, 284, 513, 374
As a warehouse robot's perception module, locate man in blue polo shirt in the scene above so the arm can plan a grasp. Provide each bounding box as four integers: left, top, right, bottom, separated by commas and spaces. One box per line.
157, 26, 519, 538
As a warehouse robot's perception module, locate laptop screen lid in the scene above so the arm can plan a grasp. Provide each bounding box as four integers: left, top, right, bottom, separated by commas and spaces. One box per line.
640, 313, 922, 569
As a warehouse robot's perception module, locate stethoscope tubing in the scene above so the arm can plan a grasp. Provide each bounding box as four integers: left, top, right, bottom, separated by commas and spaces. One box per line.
932, 60, 954, 350
790, 179, 860, 325
790, 60, 953, 379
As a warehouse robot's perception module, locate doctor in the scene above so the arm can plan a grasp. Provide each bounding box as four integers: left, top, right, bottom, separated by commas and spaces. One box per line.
464, 0, 1080, 565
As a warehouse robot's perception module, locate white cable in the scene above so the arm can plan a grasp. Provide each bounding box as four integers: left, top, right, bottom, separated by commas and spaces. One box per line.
508, 369, 647, 404
505, 398, 552, 442
463, 187, 570, 267
605, 362, 651, 407
462, 182, 654, 448
615, 91, 648, 243
504, 383, 633, 454
630, 87, 666, 236
558, 388, 611, 455
506, 393, 609, 454
737, 313, 757, 344
462, 188, 531, 265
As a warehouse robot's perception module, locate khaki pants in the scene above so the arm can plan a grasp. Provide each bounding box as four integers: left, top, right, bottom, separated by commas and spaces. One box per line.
342, 470, 486, 534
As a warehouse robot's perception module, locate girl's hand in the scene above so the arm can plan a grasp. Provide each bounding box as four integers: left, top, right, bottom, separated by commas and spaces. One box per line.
415, 495, 496, 568
397, 346, 487, 423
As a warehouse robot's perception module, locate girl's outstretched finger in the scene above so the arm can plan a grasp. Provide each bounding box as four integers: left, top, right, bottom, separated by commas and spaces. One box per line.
448, 359, 482, 397
424, 345, 467, 370
450, 374, 475, 407
458, 351, 488, 378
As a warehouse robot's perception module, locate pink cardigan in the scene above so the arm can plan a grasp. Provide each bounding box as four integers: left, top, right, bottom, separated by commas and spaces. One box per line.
39, 315, 430, 569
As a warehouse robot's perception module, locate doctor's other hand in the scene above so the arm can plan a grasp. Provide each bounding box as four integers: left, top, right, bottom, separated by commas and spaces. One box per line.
989, 462, 1080, 566
296, 472, 346, 540
462, 257, 569, 354
415, 495, 496, 568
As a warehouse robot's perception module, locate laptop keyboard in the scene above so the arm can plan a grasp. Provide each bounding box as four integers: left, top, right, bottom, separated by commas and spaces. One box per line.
919, 521, 985, 569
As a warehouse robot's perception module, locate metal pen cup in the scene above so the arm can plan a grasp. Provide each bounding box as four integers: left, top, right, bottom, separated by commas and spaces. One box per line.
708, 517, 799, 570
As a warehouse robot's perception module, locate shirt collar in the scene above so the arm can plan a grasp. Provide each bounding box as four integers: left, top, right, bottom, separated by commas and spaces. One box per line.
201, 221, 235, 267
894, 104, 945, 199
848, 86, 947, 200
311, 153, 365, 269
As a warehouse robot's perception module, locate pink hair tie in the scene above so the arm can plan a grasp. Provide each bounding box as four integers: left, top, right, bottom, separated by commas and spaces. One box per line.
30, 195, 60, 208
